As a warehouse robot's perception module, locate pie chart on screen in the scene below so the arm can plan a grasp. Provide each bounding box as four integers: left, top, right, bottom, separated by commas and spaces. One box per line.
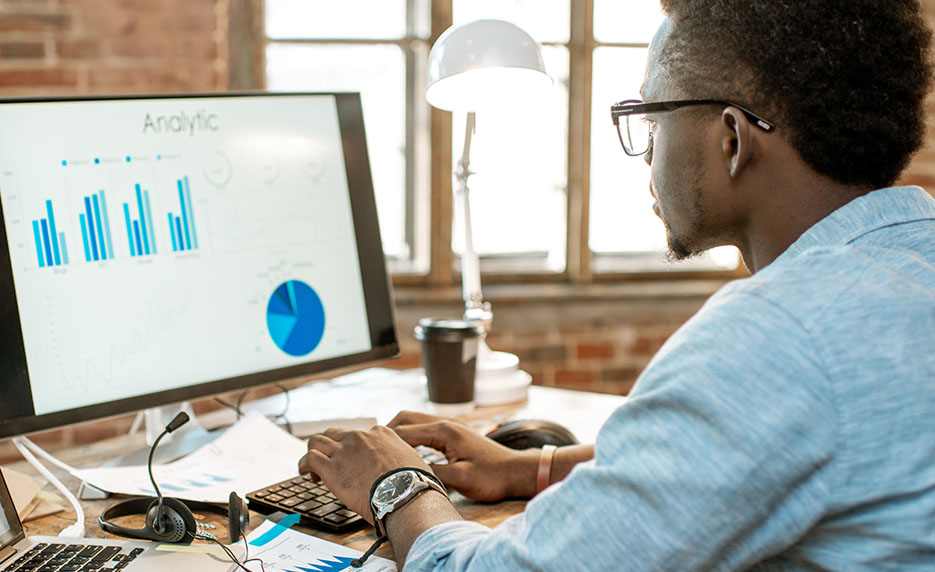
266, 280, 326, 357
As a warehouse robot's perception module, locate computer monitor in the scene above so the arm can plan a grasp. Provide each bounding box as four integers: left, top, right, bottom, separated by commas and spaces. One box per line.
0, 92, 398, 440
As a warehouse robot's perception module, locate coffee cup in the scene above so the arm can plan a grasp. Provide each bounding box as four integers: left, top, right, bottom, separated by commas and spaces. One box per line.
413, 317, 485, 413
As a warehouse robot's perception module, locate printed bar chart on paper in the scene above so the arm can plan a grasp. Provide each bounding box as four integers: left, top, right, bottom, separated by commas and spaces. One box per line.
79, 191, 115, 262
122, 183, 157, 257
32, 199, 69, 268
168, 175, 198, 252
245, 519, 395, 572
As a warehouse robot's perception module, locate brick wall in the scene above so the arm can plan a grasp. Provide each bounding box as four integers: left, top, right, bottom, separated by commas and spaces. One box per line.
0, 0, 226, 96
388, 287, 711, 396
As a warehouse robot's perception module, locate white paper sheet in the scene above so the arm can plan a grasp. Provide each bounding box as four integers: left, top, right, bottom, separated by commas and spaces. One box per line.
72, 412, 307, 502
242, 518, 396, 572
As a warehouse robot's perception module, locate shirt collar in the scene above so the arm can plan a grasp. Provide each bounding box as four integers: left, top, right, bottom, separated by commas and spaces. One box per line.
775, 186, 935, 264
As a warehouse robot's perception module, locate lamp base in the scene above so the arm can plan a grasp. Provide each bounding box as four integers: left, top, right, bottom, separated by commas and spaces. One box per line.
474, 346, 532, 406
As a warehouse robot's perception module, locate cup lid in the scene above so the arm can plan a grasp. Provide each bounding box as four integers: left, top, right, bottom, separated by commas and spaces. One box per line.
413, 317, 485, 341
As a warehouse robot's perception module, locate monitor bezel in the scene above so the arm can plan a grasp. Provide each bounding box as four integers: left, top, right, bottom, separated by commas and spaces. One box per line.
0, 91, 399, 440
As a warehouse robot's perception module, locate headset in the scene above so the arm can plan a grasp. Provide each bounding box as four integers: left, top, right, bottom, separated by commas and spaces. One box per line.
98, 412, 249, 544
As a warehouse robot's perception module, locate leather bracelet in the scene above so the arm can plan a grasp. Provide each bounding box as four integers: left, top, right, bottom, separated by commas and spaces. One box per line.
536, 444, 557, 494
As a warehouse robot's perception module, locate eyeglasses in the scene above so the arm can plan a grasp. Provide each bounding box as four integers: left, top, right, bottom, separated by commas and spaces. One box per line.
610, 99, 776, 156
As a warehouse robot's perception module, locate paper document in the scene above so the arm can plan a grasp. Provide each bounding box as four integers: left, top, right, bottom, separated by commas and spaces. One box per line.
242, 519, 396, 572
72, 413, 307, 503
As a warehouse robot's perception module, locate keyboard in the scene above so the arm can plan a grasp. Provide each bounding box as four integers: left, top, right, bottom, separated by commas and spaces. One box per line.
247, 475, 362, 532
246, 445, 447, 532
2, 543, 143, 572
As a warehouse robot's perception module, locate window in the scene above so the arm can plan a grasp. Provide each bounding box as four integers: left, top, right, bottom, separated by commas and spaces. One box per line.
588, 0, 738, 272
264, 0, 431, 272
261, 0, 741, 286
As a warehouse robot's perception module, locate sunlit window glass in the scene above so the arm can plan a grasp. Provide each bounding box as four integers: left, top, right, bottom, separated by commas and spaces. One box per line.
450, 46, 569, 271
265, 44, 409, 259
593, 0, 664, 44
589, 47, 740, 269
453, 0, 570, 43
266, 0, 408, 39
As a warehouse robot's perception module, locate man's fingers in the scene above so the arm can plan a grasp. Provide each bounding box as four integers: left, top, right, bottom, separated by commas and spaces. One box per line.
428, 462, 471, 492
387, 410, 454, 429
322, 427, 354, 443
305, 433, 338, 455
393, 421, 464, 452
297, 448, 330, 478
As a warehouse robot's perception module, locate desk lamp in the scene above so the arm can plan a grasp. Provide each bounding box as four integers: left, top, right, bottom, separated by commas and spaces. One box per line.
426, 19, 552, 404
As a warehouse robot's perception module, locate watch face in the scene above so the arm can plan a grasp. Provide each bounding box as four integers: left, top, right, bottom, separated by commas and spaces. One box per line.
373, 471, 416, 507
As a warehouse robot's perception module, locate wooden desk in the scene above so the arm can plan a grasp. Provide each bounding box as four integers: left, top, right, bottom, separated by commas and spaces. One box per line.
7, 369, 626, 561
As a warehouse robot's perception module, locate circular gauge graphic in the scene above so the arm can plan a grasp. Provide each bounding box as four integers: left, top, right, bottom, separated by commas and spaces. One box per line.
266, 280, 325, 357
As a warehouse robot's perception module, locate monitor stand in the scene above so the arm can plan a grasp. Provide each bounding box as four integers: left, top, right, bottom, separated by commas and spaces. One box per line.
77, 401, 220, 499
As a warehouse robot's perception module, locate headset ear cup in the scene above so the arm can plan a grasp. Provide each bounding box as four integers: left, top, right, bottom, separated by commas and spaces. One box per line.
228, 491, 248, 543
146, 497, 196, 543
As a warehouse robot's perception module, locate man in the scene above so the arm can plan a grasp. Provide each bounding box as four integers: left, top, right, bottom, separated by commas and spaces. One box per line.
299, 1, 935, 569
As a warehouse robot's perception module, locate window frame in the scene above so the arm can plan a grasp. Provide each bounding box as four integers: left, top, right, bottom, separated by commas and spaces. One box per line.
244, 0, 746, 294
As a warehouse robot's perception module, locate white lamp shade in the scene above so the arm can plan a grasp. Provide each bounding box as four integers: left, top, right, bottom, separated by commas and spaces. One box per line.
426, 19, 553, 111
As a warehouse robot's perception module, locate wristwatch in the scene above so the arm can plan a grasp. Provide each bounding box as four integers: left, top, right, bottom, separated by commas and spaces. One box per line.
370, 469, 447, 536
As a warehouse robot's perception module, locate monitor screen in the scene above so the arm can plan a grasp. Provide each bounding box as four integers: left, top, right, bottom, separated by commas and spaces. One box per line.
0, 92, 398, 439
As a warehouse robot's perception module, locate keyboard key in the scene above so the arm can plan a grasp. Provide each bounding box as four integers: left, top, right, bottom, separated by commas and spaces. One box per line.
310, 502, 342, 517
323, 513, 347, 524
294, 500, 323, 512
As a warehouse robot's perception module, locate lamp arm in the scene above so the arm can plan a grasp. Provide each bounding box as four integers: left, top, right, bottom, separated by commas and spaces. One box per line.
457, 111, 475, 178
454, 112, 487, 317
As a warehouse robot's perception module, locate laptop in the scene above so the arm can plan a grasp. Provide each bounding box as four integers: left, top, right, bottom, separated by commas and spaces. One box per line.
0, 469, 243, 572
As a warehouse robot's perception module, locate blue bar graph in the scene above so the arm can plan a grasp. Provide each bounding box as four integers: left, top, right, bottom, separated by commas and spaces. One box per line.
32, 221, 45, 268
59, 233, 69, 264
124, 183, 156, 257
92, 194, 107, 260
80, 214, 91, 262
169, 176, 198, 252
31, 200, 69, 269
168, 213, 178, 251
133, 220, 143, 256
45, 200, 61, 265
123, 204, 136, 257
77, 190, 115, 262
183, 176, 198, 248
83, 196, 99, 261
98, 191, 115, 259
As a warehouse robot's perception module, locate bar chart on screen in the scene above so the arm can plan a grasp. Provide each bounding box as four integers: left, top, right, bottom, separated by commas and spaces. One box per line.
78, 190, 115, 262
31, 199, 70, 268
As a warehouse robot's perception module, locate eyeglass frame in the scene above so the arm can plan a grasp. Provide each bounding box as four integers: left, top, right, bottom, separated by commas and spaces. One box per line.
610, 99, 777, 156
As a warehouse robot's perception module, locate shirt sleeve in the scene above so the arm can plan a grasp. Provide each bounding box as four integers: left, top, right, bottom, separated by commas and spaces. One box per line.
404, 285, 839, 572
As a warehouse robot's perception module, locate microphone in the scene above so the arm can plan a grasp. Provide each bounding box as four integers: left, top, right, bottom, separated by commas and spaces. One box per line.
148, 412, 190, 533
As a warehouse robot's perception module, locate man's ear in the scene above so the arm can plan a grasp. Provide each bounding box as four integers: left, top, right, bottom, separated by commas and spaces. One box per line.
721, 107, 753, 178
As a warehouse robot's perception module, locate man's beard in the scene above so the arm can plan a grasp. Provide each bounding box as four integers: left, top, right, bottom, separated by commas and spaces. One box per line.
664, 231, 704, 262
660, 185, 706, 263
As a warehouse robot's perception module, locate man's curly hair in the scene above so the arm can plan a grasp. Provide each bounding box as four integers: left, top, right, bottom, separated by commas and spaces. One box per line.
658, 0, 934, 189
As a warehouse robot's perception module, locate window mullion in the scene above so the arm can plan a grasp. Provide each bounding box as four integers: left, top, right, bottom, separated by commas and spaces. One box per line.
428, 0, 454, 287
566, 0, 594, 284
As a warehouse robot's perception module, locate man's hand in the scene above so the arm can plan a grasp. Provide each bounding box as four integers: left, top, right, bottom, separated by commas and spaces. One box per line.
388, 411, 540, 501
297, 425, 431, 522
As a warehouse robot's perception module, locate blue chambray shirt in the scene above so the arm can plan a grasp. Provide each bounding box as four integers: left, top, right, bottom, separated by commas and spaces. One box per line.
405, 186, 935, 571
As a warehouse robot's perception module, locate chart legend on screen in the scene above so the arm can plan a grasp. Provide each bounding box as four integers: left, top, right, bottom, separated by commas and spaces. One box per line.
266, 280, 326, 357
